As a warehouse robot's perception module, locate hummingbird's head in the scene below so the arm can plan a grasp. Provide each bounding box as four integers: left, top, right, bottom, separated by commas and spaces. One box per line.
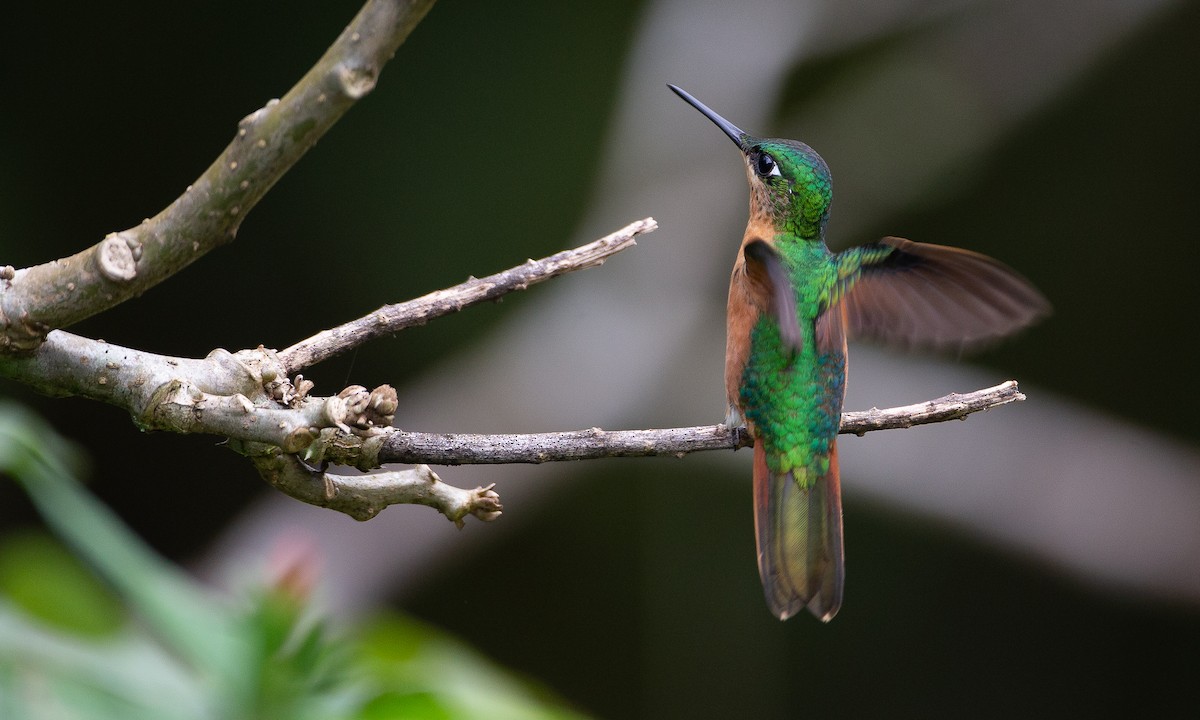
669, 85, 832, 240
740, 138, 832, 239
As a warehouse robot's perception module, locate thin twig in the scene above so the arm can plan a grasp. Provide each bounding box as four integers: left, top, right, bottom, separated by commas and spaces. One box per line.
377, 381, 1026, 465
248, 447, 502, 524
278, 217, 658, 373
0, 220, 654, 444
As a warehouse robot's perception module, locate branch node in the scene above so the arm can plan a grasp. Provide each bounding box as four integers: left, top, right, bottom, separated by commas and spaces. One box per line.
465, 482, 503, 527
336, 63, 378, 99
324, 384, 397, 435
282, 426, 316, 454
96, 234, 138, 282
238, 102, 272, 128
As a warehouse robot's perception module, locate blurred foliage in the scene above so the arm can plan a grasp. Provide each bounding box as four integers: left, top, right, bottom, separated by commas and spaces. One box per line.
0, 532, 124, 638
0, 402, 584, 719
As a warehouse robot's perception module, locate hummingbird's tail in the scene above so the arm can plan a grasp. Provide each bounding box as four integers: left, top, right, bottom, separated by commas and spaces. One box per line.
753, 440, 845, 621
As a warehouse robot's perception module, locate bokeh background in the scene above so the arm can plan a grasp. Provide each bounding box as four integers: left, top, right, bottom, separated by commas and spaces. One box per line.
2, 0, 1199, 716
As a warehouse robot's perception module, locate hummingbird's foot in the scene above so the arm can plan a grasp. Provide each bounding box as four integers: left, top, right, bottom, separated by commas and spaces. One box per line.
723, 406, 753, 448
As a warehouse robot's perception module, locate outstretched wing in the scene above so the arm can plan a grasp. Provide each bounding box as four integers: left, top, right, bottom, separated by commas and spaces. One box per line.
835, 237, 1050, 352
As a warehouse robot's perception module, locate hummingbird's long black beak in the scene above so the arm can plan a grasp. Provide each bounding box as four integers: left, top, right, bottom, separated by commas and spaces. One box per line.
668, 84, 747, 150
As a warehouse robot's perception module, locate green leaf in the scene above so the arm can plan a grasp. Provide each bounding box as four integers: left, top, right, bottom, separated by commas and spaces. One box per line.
357, 691, 454, 720
0, 531, 123, 637
0, 403, 241, 690
357, 615, 588, 720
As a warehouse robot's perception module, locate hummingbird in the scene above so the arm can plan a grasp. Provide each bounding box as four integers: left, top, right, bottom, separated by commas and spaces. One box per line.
668, 85, 1049, 622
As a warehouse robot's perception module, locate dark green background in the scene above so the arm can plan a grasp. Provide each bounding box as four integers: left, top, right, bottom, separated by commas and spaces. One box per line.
2, 1, 1197, 717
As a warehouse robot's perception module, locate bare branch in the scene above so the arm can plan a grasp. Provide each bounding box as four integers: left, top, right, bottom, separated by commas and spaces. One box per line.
376, 381, 1026, 465
0, 313, 1024, 522
838, 380, 1025, 434
0, 0, 437, 353
247, 447, 502, 525
0, 218, 659, 454
278, 217, 658, 374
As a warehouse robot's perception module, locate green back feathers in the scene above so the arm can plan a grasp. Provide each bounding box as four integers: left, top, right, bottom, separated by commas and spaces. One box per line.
740, 316, 845, 485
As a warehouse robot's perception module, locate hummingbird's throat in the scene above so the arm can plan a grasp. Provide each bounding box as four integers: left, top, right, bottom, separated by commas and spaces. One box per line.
745, 174, 795, 230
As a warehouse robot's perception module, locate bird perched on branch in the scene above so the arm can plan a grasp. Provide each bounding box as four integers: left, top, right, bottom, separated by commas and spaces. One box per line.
669, 84, 1050, 621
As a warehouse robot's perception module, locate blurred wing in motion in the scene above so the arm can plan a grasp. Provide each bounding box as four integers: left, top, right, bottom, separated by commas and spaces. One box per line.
743, 238, 803, 353
837, 237, 1050, 352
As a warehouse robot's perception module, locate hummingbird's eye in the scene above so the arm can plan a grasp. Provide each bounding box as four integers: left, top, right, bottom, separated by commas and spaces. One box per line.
754, 152, 781, 178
